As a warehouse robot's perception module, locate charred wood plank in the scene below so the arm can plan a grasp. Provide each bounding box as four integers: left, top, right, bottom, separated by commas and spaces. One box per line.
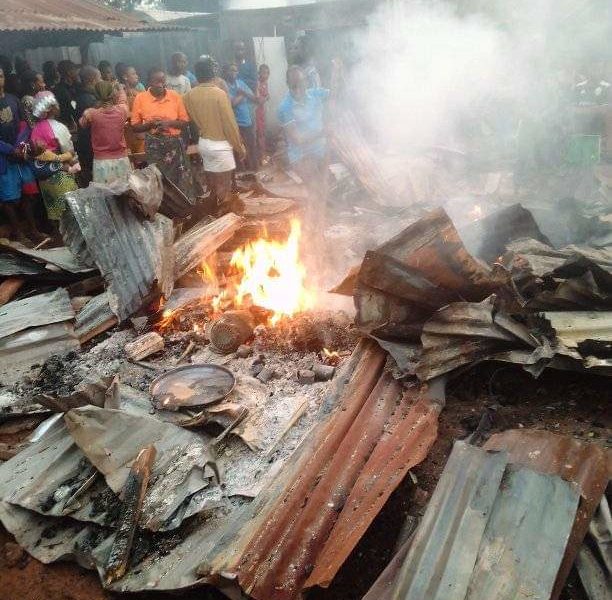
104, 445, 156, 585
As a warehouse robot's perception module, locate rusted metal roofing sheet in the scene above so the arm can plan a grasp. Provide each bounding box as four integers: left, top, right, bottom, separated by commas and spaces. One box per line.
62, 187, 174, 322
0, 340, 441, 598
390, 440, 581, 600
192, 340, 440, 600
0, 0, 184, 32
484, 429, 611, 600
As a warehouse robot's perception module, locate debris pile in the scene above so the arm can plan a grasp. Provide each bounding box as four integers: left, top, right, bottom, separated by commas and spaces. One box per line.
335, 203, 612, 382
0, 153, 610, 600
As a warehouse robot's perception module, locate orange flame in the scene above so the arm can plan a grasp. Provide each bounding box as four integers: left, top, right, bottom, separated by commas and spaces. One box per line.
229, 219, 315, 325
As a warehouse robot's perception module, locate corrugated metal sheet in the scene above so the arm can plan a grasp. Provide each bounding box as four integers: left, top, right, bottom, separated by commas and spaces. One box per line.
73, 292, 117, 344
416, 296, 540, 381
545, 311, 612, 348
192, 341, 440, 600
65, 406, 218, 532
0, 241, 94, 273
0, 288, 75, 339
0, 321, 80, 385
0, 340, 441, 597
391, 442, 508, 600
0, 252, 48, 276
0, 0, 185, 33
390, 440, 581, 600
173, 213, 244, 280
484, 429, 611, 600
62, 187, 175, 322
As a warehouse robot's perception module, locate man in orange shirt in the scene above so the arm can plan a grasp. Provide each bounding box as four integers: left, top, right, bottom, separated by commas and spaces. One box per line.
131, 68, 191, 190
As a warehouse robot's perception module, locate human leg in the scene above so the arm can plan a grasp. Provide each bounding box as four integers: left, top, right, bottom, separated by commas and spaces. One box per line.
239, 125, 258, 171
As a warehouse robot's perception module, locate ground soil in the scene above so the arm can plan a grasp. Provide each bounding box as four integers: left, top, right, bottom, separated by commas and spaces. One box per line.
0, 362, 609, 600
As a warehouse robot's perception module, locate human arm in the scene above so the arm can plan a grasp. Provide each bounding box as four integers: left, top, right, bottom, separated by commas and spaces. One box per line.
219, 94, 246, 158
238, 80, 261, 105
79, 108, 93, 129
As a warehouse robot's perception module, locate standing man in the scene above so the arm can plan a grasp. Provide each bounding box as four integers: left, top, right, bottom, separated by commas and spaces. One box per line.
166, 53, 192, 95
224, 63, 259, 171
233, 40, 257, 93
75, 66, 101, 186
278, 65, 334, 249
184, 57, 245, 211
54, 60, 79, 129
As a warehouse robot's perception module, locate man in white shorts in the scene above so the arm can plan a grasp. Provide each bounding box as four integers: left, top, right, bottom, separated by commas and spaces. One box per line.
183, 57, 245, 209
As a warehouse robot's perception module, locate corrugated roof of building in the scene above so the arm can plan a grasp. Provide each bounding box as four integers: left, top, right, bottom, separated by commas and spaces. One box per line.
0, 0, 184, 33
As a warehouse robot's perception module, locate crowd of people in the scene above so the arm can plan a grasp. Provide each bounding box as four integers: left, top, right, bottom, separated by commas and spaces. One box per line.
0, 41, 309, 245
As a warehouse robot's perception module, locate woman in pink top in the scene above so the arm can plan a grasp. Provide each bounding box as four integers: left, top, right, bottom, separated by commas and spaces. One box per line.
79, 81, 131, 185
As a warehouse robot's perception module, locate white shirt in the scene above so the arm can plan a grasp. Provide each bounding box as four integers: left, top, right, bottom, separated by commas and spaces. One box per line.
166, 74, 191, 96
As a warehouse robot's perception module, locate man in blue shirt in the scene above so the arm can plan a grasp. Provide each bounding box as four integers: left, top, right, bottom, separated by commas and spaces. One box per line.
278, 65, 330, 169
234, 41, 258, 93
277, 65, 333, 251
225, 63, 260, 171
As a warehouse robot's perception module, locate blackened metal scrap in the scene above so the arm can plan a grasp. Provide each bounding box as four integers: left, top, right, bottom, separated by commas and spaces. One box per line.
61, 187, 174, 322
0, 288, 75, 339
484, 429, 611, 600
0, 321, 80, 386
161, 173, 197, 218
458, 203, 552, 264
104, 445, 156, 585
416, 297, 540, 381
73, 292, 118, 344
64, 406, 219, 532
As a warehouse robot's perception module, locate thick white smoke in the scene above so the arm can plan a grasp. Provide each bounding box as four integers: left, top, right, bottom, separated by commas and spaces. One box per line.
349, 1, 514, 151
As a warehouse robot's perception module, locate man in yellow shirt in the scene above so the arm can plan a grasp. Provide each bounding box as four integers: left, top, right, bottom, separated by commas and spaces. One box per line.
184, 57, 245, 209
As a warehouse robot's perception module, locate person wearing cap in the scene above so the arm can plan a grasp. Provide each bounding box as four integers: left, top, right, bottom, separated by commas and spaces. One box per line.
30, 91, 79, 222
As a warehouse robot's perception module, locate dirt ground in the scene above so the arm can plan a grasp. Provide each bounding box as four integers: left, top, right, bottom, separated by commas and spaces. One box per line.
0, 362, 609, 600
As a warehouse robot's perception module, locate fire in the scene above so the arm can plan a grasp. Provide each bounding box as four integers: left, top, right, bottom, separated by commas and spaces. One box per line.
228, 219, 315, 325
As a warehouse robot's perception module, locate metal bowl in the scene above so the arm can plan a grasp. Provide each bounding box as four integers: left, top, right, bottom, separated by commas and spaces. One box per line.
150, 364, 236, 411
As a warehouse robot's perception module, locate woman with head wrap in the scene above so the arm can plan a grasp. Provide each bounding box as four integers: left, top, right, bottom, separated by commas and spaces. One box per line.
79, 81, 130, 185
30, 91, 78, 222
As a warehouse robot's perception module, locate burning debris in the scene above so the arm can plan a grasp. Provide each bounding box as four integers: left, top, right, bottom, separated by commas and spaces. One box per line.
0, 57, 610, 600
